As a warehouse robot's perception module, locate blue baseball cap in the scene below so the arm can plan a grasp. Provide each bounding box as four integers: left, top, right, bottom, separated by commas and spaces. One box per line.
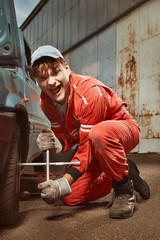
31, 45, 64, 66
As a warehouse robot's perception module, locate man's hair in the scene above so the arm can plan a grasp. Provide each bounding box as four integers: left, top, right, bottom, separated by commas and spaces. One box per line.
31, 57, 66, 80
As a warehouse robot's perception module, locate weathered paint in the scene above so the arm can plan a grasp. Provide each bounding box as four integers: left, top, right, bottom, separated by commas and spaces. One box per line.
116, 0, 160, 153
67, 0, 160, 153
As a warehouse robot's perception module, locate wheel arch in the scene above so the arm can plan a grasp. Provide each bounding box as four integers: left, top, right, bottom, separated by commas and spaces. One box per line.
0, 104, 29, 175
14, 104, 29, 164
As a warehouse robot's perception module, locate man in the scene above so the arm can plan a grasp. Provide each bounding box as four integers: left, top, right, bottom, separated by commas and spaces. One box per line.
31, 45, 150, 219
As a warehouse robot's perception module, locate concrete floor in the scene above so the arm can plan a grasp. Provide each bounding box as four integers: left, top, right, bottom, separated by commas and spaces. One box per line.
0, 153, 160, 240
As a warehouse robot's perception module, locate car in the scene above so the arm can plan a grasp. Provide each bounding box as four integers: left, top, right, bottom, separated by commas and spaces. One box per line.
0, 0, 50, 226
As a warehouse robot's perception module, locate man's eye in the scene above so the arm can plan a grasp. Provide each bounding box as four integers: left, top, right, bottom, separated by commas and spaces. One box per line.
38, 76, 47, 81
51, 72, 58, 76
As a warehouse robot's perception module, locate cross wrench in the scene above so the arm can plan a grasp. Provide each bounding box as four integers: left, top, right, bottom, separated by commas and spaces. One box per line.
18, 150, 80, 181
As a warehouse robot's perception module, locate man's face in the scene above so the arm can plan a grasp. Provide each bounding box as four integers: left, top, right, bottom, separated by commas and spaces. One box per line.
36, 62, 71, 104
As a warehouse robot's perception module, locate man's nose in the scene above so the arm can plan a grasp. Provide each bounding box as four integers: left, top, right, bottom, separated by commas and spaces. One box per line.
48, 76, 56, 86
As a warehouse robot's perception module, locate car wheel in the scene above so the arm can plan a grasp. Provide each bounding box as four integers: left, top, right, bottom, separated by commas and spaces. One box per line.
0, 123, 21, 226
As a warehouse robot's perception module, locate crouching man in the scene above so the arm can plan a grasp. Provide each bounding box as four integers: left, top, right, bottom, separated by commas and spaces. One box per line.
31, 45, 150, 219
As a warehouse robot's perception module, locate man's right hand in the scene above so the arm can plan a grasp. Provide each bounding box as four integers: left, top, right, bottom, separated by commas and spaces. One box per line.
37, 128, 62, 153
38, 178, 71, 204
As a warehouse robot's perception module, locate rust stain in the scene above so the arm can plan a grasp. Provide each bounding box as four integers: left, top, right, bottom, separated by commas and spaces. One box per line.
139, 103, 160, 139
140, 105, 153, 117
158, 75, 160, 94
140, 115, 152, 139
155, 20, 159, 32
117, 54, 138, 117
117, 22, 138, 117
117, 66, 124, 101
126, 55, 137, 82
147, 20, 153, 36
117, 11, 160, 143
128, 23, 136, 49
147, 19, 159, 37
118, 63, 124, 87
140, 115, 160, 139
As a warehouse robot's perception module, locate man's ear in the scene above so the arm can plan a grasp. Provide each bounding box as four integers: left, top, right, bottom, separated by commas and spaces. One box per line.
65, 62, 71, 71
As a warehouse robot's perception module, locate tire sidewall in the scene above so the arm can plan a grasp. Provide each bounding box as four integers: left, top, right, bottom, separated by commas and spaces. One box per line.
0, 123, 21, 226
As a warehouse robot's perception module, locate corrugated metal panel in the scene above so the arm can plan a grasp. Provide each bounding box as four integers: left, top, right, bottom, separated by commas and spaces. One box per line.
52, 23, 58, 48
119, 0, 133, 14
69, 36, 98, 77
22, 0, 149, 52
68, 24, 116, 88
97, 0, 107, 28
79, 0, 87, 41
65, 0, 71, 13
98, 24, 116, 89
87, 0, 97, 35
107, 0, 119, 22
71, 3, 78, 46
64, 11, 71, 50
81, 37, 98, 76
57, 18, 64, 52
58, 0, 64, 19
116, 0, 160, 153
67, 45, 82, 74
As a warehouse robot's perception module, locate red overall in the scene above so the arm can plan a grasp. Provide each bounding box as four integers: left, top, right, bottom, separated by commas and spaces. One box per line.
40, 71, 140, 205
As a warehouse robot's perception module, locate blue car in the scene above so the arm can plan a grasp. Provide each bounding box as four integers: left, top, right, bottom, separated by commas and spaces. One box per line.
0, 0, 50, 226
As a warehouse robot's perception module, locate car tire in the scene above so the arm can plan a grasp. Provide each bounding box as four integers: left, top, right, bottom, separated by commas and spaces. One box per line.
0, 123, 21, 226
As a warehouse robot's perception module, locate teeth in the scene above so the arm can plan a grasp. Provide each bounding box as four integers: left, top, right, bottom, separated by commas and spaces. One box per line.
50, 86, 61, 94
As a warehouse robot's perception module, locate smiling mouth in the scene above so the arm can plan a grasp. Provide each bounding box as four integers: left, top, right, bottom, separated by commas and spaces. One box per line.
50, 85, 61, 95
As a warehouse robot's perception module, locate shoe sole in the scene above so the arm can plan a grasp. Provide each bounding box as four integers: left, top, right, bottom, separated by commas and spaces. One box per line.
109, 204, 137, 219
127, 159, 150, 199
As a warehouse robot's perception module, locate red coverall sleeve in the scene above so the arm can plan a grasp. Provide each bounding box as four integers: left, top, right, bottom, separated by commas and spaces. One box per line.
70, 86, 108, 174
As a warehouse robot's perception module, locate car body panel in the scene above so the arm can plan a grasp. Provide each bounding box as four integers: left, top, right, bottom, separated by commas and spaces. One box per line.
0, 0, 50, 173
0, 0, 21, 65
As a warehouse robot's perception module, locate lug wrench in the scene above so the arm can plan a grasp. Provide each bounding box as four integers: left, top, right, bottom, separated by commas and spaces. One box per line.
46, 150, 50, 181
18, 150, 80, 181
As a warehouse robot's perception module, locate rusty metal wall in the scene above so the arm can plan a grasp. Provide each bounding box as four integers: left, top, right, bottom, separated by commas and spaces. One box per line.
116, 0, 160, 153
65, 0, 160, 153
22, 0, 159, 153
